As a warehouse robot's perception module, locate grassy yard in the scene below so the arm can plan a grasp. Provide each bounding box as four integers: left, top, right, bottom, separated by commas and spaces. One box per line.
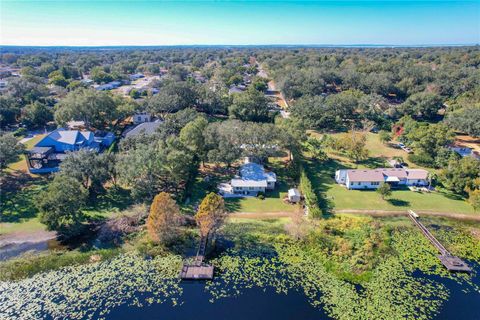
311, 131, 426, 170
225, 181, 297, 213
0, 179, 134, 236
7, 134, 46, 174
305, 132, 476, 214
183, 159, 297, 214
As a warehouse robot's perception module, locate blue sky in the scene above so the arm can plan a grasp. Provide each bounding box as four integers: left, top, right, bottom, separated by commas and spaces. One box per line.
1, 1, 479, 46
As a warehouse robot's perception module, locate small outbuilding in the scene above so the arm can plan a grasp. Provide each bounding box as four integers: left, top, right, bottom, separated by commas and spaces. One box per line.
288, 188, 301, 203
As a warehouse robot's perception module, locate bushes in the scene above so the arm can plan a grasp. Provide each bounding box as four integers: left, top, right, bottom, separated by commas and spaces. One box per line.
0, 248, 121, 281
299, 167, 323, 218
408, 152, 434, 167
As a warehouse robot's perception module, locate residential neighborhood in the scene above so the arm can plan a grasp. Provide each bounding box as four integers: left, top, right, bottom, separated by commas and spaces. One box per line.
0, 2, 479, 319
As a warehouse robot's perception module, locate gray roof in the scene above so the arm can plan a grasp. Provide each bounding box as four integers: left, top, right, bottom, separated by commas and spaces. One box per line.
346, 168, 428, 182
125, 121, 162, 138
39, 129, 93, 146
231, 179, 267, 188
240, 162, 277, 182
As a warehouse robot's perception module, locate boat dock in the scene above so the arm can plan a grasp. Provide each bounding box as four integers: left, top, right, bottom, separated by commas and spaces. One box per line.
180, 234, 214, 280
407, 210, 471, 273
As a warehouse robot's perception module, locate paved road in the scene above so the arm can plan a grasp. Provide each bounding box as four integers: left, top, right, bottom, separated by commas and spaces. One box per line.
257, 64, 290, 118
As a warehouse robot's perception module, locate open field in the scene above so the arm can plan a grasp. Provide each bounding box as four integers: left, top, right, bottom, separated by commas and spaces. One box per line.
310, 131, 425, 169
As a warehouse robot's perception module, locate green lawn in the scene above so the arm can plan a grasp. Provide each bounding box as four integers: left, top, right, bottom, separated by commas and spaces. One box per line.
0, 217, 47, 235
183, 159, 297, 214
7, 134, 46, 173
0, 181, 134, 236
225, 183, 296, 213
305, 158, 475, 214
304, 132, 476, 214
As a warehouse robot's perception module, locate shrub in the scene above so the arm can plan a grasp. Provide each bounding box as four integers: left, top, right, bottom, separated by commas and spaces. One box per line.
408, 152, 434, 167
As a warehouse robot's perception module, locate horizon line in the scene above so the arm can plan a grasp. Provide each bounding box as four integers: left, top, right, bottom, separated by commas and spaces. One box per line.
1, 43, 479, 49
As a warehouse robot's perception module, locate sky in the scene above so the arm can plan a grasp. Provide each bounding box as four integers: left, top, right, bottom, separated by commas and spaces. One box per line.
1, 1, 479, 46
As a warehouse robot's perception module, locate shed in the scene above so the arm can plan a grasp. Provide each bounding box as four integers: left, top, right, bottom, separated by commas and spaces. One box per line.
288, 188, 301, 203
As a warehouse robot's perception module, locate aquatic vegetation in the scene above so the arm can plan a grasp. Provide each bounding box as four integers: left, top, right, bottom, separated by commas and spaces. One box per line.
0, 216, 478, 319
206, 216, 479, 320
0, 253, 183, 319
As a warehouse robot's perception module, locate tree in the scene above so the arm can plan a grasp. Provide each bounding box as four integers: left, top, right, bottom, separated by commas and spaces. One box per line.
197, 85, 229, 115
195, 192, 226, 237
299, 168, 322, 218
146, 192, 182, 243
59, 149, 113, 195
21, 101, 53, 128
37, 174, 88, 237
147, 81, 197, 118
334, 131, 369, 163
54, 88, 118, 128
446, 106, 480, 137
376, 183, 392, 200
179, 116, 209, 164
468, 189, 480, 212
403, 122, 454, 158
275, 117, 307, 160
228, 87, 270, 122
0, 132, 24, 173
378, 130, 392, 145
303, 137, 328, 162
203, 121, 243, 166
439, 157, 480, 195
48, 71, 69, 87
0, 96, 21, 128
7, 76, 49, 105
116, 138, 195, 201
90, 66, 114, 84
402, 92, 443, 120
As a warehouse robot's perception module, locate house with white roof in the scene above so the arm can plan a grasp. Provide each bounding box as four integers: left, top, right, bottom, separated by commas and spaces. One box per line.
335, 168, 429, 190
218, 162, 277, 197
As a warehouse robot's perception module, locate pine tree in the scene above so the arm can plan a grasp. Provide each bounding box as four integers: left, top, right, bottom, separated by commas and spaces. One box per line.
195, 193, 226, 237
146, 192, 181, 243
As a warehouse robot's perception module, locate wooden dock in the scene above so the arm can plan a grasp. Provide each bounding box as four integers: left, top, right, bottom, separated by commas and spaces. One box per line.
408, 210, 471, 273
180, 234, 214, 280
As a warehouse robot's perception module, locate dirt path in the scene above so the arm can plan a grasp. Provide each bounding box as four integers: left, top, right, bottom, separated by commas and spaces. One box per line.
334, 209, 480, 222
228, 209, 480, 222
0, 230, 57, 247
228, 211, 295, 219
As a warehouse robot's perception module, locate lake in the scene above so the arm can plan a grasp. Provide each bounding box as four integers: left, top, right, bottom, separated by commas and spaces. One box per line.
97, 265, 480, 320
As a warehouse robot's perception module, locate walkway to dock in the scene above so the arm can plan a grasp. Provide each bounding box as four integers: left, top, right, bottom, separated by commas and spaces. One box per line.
407, 210, 471, 273
179, 234, 214, 280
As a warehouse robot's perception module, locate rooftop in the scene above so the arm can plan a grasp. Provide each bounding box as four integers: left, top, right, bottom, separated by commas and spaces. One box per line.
347, 168, 428, 182
125, 121, 162, 138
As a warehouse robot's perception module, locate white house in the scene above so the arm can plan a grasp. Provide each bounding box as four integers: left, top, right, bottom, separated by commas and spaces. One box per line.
335, 168, 429, 190
218, 162, 276, 197
133, 112, 152, 124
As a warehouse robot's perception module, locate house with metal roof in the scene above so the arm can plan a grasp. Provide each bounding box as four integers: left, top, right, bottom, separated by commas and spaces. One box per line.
218, 162, 277, 197
335, 168, 429, 190
124, 120, 162, 138
26, 128, 115, 173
